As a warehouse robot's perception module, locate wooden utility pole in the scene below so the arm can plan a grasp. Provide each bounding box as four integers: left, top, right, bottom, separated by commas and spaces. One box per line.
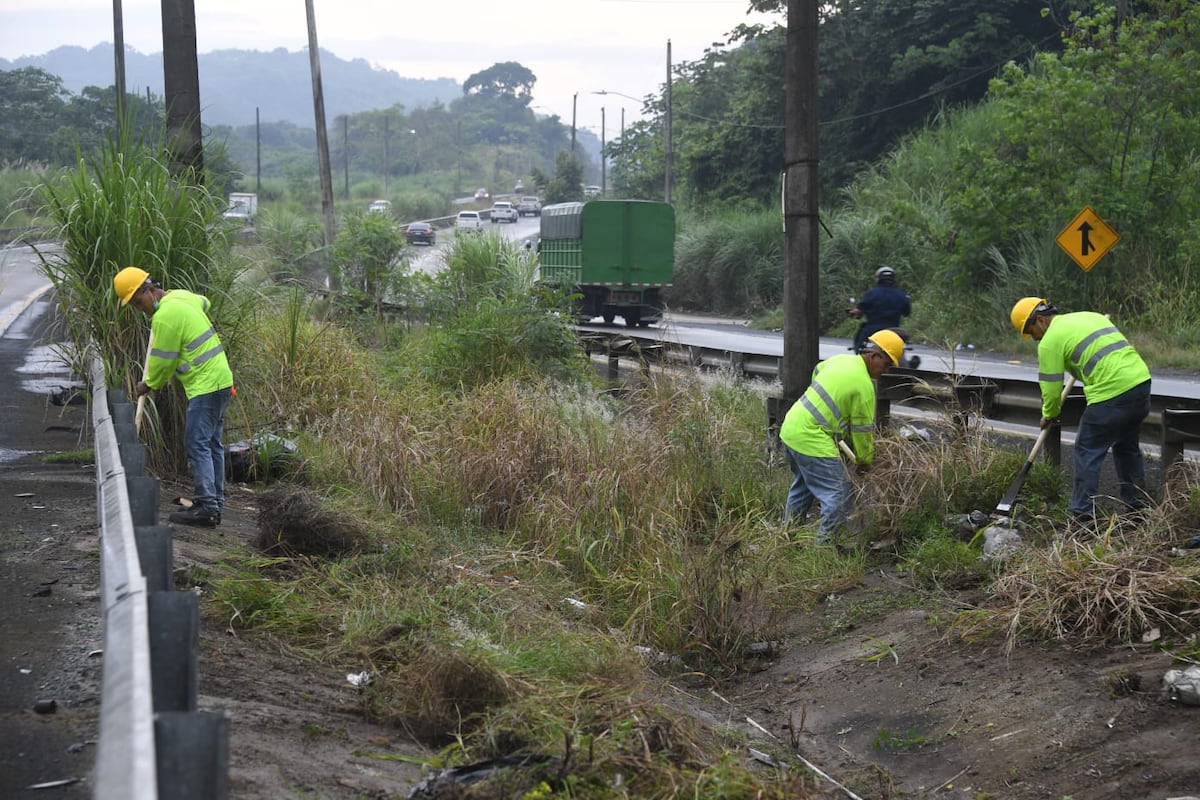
779, 0, 821, 410
160, 0, 204, 176
305, 0, 336, 247
255, 106, 261, 195
664, 39, 673, 204
571, 92, 577, 153
112, 0, 127, 133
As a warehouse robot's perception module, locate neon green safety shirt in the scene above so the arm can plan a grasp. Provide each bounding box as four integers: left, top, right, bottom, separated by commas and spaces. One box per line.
778, 353, 876, 464
1036, 311, 1150, 419
145, 290, 234, 399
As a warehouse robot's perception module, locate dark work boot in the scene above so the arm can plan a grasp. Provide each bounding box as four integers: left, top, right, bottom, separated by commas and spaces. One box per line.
169, 506, 220, 528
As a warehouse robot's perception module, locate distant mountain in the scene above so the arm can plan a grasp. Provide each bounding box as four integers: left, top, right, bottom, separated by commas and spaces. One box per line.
0, 44, 461, 127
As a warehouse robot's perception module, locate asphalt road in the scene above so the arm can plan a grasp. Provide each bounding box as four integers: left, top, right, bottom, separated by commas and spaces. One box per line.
0, 261, 97, 798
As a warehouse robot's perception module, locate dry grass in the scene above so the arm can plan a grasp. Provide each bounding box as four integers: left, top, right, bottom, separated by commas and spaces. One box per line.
979, 463, 1200, 651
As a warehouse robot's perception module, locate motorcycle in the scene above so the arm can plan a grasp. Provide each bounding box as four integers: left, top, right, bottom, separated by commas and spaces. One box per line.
847, 298, 921, 369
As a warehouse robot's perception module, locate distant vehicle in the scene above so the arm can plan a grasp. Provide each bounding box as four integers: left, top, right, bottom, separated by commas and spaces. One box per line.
404, 221, 436, 246
583, 185, 602, 198
517, 196, 542, 217
514, 181, 525, 194
473, 188, 490, 201
490, 201, 518, 224
455, 210, 485, 234
368, 199, 392, 214
222, 192, 258, 223
538, 199, 674, 327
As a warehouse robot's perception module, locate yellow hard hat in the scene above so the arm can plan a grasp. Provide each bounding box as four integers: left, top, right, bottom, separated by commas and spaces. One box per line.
867, 329, 905, 366
1010, 297, 1047, 338
114, 266, 150, 305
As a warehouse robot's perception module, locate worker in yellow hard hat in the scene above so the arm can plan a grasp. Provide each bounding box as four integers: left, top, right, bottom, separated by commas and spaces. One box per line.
114, 266, 235, 528
1010, 297, 1152, 523
777, 328, 904, 543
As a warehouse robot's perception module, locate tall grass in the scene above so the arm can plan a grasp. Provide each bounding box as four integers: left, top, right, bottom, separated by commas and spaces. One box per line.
32, 131, 253, 470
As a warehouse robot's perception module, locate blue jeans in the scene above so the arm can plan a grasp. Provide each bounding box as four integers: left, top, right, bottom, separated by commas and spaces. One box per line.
185, 387, 232, 512
1071, 380, 1151, 517
783, 445, 851, 542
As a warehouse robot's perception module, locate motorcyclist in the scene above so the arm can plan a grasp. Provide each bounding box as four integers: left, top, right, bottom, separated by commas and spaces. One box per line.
849, 266, 911, 354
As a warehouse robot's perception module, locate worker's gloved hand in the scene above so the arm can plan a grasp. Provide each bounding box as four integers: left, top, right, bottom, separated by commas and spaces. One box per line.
135, 380, 151, 397
1039, 416, 1059, 430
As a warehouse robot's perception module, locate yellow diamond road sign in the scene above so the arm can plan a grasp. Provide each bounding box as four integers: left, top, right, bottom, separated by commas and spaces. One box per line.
1056, 206, 1119, 272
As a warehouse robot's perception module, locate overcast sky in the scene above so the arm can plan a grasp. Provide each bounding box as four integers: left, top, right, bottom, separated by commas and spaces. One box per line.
0, 0, 780, 136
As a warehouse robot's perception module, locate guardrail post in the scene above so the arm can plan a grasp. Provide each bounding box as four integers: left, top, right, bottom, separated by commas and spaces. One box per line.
148, 591, 199, 713
1161, 408, 1200, 469
155, 711, 230, 800
135, 525, 174, 592
120, 440, 148, 477
127, 474, 161, 527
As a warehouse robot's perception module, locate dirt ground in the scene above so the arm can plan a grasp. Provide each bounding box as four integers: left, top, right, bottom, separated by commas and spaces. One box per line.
690, 564, 1200, 799
3, 308, 1200, 798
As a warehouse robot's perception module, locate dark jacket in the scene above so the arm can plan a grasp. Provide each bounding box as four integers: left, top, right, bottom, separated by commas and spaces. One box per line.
856, 284, 911, 338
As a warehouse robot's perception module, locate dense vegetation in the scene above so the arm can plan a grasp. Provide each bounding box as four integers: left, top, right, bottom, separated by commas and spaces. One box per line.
15, 3, 1200, 794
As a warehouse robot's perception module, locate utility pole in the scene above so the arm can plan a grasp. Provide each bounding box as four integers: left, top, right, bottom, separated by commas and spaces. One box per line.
600, 106, 606, 196
664, 39, 672, 204
342, 116, 349, 199
112, 0, 126, 135
571, 92, 577, 153
255, 107, 261, 195
160, 0, 204, 176
305, 0, 336, 247
778, 0, 821, 414
383, 115, 389, 197
620, 107, 625, 194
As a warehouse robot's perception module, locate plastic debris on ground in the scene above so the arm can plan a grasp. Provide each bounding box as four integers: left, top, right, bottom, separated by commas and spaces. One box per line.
1163, 664, 1200, 706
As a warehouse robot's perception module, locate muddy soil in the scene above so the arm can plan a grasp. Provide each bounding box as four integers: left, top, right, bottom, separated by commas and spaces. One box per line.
685, 564, 1200, 799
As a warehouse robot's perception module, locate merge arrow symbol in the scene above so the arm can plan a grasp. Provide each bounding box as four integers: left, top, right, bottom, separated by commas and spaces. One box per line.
1077, 221, 1095, 256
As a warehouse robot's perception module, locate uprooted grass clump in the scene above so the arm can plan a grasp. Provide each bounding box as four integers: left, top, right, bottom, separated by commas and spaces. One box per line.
254, 485, 368, 557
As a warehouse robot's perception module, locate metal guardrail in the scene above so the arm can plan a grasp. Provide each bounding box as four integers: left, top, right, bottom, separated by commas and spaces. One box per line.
90, 351, 230, 800
580, 328, 1200, 463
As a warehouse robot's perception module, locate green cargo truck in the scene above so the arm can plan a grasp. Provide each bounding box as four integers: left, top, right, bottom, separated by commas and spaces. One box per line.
537, 200, 674, 327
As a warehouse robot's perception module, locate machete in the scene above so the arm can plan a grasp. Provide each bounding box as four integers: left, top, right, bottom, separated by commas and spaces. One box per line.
993, 375, 1076, 518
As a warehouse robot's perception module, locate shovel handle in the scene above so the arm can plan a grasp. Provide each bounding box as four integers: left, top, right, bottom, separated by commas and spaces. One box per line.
134, 331, 153, 431
1027, 374, 1077, 463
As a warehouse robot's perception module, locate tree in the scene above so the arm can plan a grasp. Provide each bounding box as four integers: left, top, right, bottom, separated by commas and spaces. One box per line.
330, 209, 408, 317
543, 151, 584, 204
0, 67, 70, 164
462, 62, 536, 102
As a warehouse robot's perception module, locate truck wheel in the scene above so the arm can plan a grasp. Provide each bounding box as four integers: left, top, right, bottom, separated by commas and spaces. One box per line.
602, 312, 615, 325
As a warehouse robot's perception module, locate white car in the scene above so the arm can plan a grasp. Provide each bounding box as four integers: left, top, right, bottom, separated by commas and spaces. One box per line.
490, 201, 518, 224
455, 210, 484, 234
517, 196, 542, 217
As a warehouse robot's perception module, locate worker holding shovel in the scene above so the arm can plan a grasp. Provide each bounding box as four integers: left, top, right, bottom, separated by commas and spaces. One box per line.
1010, 297, 1152, 524
778, 329, 905, 544
114, 267, 235, 528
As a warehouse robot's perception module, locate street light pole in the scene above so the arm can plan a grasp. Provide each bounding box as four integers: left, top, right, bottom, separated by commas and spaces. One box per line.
592, 88, 670, 203
600, 106, 606, 196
